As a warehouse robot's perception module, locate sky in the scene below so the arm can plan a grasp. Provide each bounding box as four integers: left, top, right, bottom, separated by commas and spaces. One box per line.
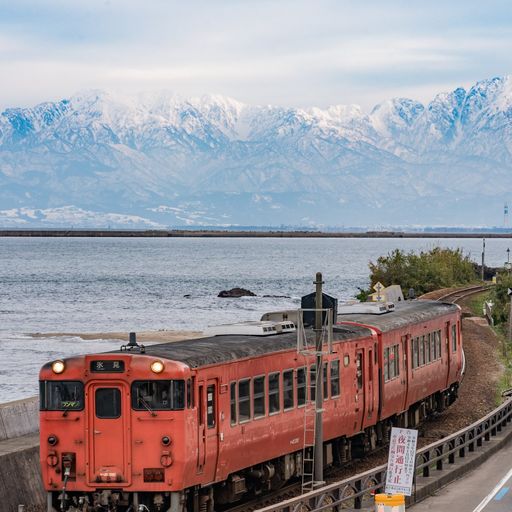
0, 0, 512, 111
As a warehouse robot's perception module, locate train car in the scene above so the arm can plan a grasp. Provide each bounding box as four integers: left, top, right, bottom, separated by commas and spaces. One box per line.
39, 299, 461, 512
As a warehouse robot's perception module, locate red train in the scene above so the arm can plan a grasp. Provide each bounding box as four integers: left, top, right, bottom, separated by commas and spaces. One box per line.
39, 299, 462, 512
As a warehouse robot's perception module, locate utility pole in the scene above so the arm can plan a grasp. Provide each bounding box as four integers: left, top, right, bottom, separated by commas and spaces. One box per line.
481, 238, 486, 281
314, 272, 324, 487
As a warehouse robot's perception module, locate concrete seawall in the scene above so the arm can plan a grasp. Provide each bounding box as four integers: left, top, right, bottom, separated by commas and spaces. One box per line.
0, 397, 44, 512
0, 396, 39, 441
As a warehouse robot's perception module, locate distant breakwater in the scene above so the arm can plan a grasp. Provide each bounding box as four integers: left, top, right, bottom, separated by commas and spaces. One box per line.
1, 229, 511, 238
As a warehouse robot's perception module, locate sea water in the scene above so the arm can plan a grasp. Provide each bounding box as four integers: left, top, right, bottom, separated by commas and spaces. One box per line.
0, 236, 507, 401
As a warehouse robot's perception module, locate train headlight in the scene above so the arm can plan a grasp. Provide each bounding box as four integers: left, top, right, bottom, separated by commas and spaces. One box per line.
151, 360, 164, 374
52, 360, 65, 374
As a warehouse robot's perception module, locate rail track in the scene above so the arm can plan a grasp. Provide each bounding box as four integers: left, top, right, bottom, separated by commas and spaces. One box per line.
222, 284, 494, 512
436, 283, 492, 304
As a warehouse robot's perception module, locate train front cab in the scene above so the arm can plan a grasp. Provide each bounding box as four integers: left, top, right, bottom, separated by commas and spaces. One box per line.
39, 353, 196, 512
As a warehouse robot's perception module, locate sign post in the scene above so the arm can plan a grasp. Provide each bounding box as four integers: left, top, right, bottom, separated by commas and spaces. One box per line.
385, 427, 418, 496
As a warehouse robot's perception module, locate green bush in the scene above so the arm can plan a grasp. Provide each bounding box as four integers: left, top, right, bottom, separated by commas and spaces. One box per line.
357, 247, 478, 300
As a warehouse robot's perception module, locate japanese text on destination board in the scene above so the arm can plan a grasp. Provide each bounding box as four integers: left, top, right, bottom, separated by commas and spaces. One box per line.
385, 427, 418, 496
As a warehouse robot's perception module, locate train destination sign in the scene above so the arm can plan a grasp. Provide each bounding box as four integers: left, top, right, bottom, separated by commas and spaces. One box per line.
90, 360, 125, 373
384, 427, 418, 496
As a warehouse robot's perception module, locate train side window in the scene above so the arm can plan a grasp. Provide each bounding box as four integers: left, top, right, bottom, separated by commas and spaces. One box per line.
309, 365, 317, 401
206, 385, 216, 429
230, 382, 237, 426
238, 379, 251, 422
452, 324, 457, 351
393, 345, 400, 377
437, 330, 442, 359
384, 347, 390, 381
330, 360, 340, 397
253, 376, 266, 418
283, 370, 294, 410
424, 335, 430, 364
430, 333, 436, 362
323, 363, 328, 400
269, 372, 280, 414
356, 354, 363, 389
419, 336, 425, 366
297, 367, 306, 407
412, 338, 418, 369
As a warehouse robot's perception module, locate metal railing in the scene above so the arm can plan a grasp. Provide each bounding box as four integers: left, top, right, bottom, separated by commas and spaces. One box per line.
255, 397, 512, 512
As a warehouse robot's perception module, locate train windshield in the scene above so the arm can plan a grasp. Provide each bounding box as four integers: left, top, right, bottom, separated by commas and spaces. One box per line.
131, 380, 185, 411
39, 381, 84, 411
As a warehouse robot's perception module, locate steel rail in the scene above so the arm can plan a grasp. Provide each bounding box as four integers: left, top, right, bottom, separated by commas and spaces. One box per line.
436, 284, 492, 303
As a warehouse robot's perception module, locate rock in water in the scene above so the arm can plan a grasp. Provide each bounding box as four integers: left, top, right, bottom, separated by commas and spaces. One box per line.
218, 287, 256, 298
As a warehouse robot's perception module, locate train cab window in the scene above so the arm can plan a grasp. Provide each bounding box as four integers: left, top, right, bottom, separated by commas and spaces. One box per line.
253, 376, 266, 418
131, 380, 185, 411
230, 382, 237, 426
330, 360, 340, 397
269, 372, 280, 414
39, 381, 84, 411
238, 379, 251, 422
96, 388, 121, 419
206, 385, 216, 428
309, 365, 317, 401
452, 324, 457, 351
283, 370, 294, 410
323, 363, 328, 400
297, 367, 306, 407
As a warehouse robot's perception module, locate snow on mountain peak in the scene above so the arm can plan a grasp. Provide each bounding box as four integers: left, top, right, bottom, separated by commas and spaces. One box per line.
1, 76, 512, 227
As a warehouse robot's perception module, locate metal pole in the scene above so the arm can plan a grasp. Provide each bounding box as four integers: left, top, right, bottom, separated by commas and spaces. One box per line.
481, 238, 485, 281
314, 272, 324, 487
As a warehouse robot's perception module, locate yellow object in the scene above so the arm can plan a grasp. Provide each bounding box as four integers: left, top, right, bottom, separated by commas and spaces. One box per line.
492, 276, 497, 284
374, 494, 405, 511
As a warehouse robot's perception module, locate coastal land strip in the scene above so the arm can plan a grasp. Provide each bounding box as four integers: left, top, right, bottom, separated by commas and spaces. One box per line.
2, 229, 512, 238
30, 330, 203, 343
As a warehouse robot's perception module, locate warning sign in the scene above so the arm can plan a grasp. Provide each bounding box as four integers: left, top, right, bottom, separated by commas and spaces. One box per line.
385, 427, 418, 496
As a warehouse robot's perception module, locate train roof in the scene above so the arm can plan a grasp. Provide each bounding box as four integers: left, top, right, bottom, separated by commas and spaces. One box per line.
336, 299, 458, 333
110, 324, 372, 369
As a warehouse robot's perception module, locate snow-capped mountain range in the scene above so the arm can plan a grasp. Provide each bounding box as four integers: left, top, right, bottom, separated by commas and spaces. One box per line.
1, 76, 512, 228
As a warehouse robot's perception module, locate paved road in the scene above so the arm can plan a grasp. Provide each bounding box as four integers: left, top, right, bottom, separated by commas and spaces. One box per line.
411, 438, 512, 511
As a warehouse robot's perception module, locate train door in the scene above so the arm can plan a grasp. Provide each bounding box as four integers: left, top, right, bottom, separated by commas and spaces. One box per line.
364, 347, 374, 426
197, 379, 219, 482
355, 350, 365, 430
87, 382, 131, 485
444, 322, 451, 388
402, 335, 410, 410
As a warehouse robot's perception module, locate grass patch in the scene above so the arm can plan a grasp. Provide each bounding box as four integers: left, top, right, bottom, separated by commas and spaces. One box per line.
488, 323, 512, 403
466, 291, 491, 317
